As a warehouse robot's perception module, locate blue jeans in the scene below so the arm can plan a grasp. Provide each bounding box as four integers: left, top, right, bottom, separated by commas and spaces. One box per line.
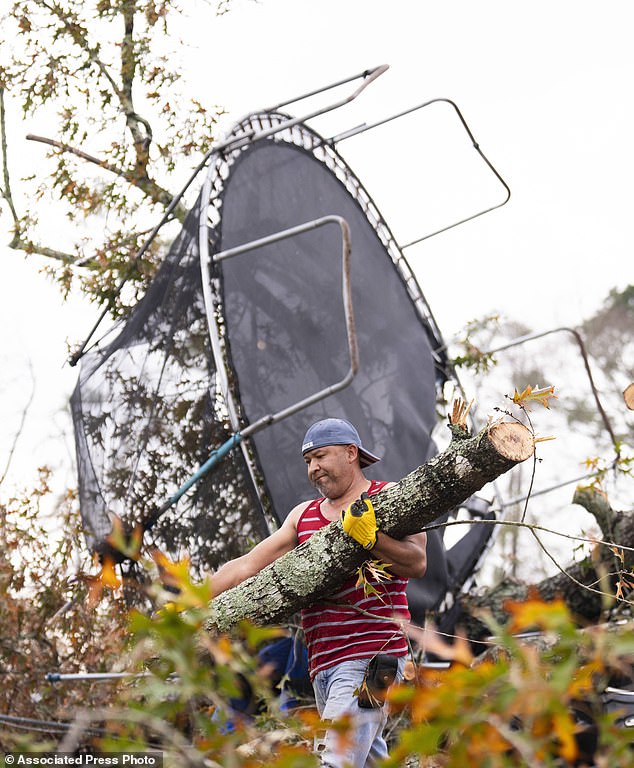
312, 657, 405, 768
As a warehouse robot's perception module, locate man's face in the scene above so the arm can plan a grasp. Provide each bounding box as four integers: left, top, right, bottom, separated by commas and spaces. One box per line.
303, 443, 356, 499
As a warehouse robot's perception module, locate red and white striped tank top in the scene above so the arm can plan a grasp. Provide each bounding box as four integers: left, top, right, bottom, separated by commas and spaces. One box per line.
297, 480, 410, 679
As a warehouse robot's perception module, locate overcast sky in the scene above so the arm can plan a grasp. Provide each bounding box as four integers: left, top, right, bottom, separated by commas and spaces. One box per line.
195, 0, 632, 332
1, 0, 632, 513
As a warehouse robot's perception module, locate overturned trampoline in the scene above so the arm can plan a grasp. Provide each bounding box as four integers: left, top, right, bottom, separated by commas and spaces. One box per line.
69, 65, 511, 624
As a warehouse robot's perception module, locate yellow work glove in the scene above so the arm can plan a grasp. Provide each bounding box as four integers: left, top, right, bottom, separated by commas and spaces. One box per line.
341, 492, 378, 550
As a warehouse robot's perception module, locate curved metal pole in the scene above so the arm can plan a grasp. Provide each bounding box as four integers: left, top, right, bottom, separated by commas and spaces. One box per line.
267, 64, 388, 112
485, 326, 620, 459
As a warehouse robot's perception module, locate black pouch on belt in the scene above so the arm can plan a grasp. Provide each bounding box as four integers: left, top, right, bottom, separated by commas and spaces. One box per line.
357, 654, 399, 709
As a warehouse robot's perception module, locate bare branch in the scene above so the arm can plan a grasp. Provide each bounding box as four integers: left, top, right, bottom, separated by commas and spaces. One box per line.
424, 516, 634, 618
0, 87, 21, 246
9, 236, 77, 263
424, 516, 634, 556
24, 132, 180, 212
26, 133, 126, 176
0, 358, 36, 488
487, 715, 543, 768
527, 526, 620, 606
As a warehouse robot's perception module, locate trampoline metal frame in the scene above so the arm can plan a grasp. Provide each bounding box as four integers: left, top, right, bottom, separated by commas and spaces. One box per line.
142, 215, 357, 531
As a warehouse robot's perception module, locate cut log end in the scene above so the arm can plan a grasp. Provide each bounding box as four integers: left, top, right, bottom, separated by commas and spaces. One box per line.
488, 421, 535, 462
624, 382, 634, 411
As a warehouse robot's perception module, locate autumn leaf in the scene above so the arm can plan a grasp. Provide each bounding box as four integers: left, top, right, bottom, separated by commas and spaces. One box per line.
504, 592, 570, 633
150, 549, 213, 610
610, 545, 625, 565
552, 710, 578, 763
615, 572, 634, 601
83, 574, 104, 609
152, 548, 190, 587
106, 515, 143, 561
355, 559, 393, 599
568, 659, 605, 698
365, 559, 393, 583
512, 384, 558, 410
83, 554, 122, 608
100, 556, 122, 589
407, 621, 474, 667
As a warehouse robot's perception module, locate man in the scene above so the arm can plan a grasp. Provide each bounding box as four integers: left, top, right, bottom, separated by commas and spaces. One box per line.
209, 417, 427, 767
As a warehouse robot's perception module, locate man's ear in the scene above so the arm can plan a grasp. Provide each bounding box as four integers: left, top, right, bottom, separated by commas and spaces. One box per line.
346, 443, 360, 465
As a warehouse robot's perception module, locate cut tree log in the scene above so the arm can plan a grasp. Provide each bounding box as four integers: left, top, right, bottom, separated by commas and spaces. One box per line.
204, 417, 535, 634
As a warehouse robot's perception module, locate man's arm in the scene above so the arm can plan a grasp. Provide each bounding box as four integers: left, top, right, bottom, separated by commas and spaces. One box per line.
371, 531, 427, 579
371, 480, 427, 579
341, 483, 427, 579
209, 502, 306, 597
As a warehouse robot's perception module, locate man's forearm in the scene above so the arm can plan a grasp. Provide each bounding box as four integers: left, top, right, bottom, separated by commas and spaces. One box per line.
209, 557, 252, 597
371, 532, 427, 579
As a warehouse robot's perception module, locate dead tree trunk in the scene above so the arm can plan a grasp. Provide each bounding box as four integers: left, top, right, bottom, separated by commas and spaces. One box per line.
457, 486, 634, 642
205, 418, 534, 634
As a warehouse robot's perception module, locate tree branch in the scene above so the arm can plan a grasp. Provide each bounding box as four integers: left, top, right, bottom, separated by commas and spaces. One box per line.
26, 133, 126, 175
57, 706, 215, 767
572, 485, 619, 540
456, 492, 634, 641
0, 87, 21, 246
25, 132, 184, 217
38, 0, 121, 97
0, 359, 36, 488
34, 1, 175, 212
8, 236, 77, 263
120, 2, 152, 179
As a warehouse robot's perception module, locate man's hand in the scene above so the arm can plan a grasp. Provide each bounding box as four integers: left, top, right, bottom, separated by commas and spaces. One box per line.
341, 492, 378, 550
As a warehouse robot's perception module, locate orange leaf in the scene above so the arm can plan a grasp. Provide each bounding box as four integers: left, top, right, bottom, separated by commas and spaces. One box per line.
84, 574, 104, 609
100, 556, 122, 590
504, 593, 570, 634
151, 549, 191, 589
105, 516, 143, 561
414, 622, 474, 667
553, 710, 578, 763
512, 384, 557, 410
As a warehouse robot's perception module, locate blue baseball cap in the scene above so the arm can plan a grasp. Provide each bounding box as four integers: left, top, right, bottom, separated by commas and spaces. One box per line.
301, 418, 381, 468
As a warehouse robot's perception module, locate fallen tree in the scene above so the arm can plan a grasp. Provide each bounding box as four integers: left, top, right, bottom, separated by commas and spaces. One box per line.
205, 408, 535, 634
457, 484, 634, 642
455, 384, 634, 642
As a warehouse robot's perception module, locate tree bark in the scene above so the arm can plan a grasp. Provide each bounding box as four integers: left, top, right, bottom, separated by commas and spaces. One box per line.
457, 487, 634, 642
205, 419, 535, 634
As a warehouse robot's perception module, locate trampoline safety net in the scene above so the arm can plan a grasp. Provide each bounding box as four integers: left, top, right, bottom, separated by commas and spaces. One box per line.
71, 111, 450, 584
